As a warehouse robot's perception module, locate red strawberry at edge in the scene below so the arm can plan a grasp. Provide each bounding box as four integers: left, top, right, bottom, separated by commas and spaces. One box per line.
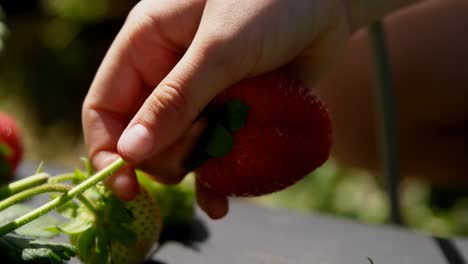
0, 112, 23, 179
195, 70, 332, 197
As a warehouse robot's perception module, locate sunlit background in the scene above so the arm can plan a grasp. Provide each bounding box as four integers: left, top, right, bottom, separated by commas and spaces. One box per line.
0, 0, 467, 238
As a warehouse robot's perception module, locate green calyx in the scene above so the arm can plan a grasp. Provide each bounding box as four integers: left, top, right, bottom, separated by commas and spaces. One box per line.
56, 179, 138, 264
219, 99, 250, 132
185, 99, 250, 171
0, 142, 12, 158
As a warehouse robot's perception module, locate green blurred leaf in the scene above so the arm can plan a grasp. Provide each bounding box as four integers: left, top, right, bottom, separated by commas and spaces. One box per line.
80, 157, 94, 176
35, 161, 45, 174
72, 169, 88, 184
55, 200, 79, 219
0, 205, 62, 238
73, 227, 96, 259
0, 142, 12, 157
44, 0, 109, 23
94, 231, 110, 264
0, 233, 76, 264
58, 217, 92, 235
106, 195, 133, 224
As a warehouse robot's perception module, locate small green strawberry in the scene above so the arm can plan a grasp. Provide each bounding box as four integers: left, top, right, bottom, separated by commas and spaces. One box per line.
109, 188, 162, 264
137, 171, 196, 230
59, 174, 162, 264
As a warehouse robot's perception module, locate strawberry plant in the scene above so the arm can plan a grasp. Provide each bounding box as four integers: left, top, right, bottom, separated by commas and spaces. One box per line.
0, 157, 196, 263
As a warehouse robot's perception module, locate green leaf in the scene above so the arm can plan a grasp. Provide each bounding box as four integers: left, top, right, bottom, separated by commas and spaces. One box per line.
205, 124, 233, 157
0, 205, 62, 238
35, 161, 44, 174
220, 99, 250, 132
0, 142, 12, 157
80, 157, 94, 176
69, 227, 113, 264
73, 227, 96, 259
94, 231, 110, 264
54, 200, 79, 219
0, 233, 76, 264
58, 217, 92, 235
106, 195, 133, 224
72, 169, 88, 184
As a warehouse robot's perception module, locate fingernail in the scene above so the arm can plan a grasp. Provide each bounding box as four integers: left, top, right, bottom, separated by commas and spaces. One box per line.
118, 124, 154, 163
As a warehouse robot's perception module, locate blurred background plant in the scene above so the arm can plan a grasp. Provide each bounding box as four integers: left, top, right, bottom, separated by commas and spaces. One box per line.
0, 0, 466, 238
0, 0, 138, 165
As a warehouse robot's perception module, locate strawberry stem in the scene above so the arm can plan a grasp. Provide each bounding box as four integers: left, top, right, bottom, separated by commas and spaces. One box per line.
0, 182, 99, 216
0, 183, 71, 211
0, 173, 49, 200
48, 173, 79, 183
0, 157, 126, 237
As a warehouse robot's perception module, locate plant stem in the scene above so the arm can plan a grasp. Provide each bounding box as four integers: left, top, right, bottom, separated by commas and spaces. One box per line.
368, 21, 403, 225
0, 183, 98, 215
0, 173, 49, 200
0, 183, 70, 211
0, 157, 126, 237
48, 173, 78, 183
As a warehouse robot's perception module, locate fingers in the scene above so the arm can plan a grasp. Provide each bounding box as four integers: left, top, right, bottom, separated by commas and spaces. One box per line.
116, 0, 318, 165
83, 0, 351, 209
116, 21, 249, 165
196, 179, 229, 219
82, 0, 205, 193
140, 118, 207, 185
93, 151, 140, 200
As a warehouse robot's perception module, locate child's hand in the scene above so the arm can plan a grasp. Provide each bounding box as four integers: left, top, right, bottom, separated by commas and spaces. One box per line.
82, 0, 414, 218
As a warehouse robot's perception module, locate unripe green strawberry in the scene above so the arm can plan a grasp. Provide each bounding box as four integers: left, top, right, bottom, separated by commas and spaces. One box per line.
66, 183, 162, 264
137, 171, 195, 229
109, 188, 162, 264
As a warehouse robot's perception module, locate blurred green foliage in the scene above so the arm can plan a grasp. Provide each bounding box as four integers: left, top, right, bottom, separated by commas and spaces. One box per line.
254, 160, 468, 238
0, 0, 137, 134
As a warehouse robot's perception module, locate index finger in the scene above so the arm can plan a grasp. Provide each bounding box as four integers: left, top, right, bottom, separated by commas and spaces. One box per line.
82, 0, 204, 198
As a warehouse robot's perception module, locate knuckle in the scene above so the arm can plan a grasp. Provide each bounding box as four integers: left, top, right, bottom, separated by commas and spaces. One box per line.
194, 30, 250, 81
148, 83, 190, 123
124, 0, 160, 37
127, 0, 153, 22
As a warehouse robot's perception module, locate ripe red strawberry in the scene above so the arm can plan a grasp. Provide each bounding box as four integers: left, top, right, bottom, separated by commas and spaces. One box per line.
0, 112, 23, 179
194, 70, 332, 196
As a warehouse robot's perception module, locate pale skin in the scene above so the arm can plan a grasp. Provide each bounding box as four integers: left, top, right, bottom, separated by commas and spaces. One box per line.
83, 0, 467, 219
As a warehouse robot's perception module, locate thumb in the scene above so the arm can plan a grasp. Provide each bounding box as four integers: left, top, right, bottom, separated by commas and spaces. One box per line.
117, 40, 244, 165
